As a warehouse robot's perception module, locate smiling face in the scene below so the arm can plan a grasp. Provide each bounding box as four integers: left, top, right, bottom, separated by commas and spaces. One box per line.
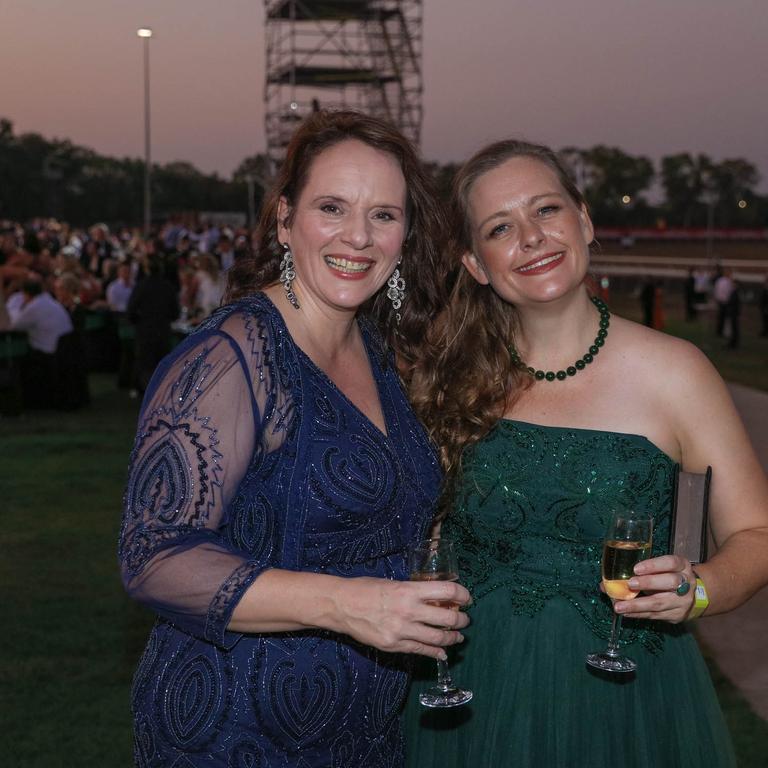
277, 139, 407, 315
462, 155, 594, 308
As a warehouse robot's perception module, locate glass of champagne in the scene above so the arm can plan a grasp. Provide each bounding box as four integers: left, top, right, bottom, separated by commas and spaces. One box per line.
409, 538, 473, 708
586, 509, 653, 673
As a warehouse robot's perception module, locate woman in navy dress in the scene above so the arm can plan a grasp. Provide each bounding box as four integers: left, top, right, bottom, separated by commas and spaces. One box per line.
119, 110, 470, 767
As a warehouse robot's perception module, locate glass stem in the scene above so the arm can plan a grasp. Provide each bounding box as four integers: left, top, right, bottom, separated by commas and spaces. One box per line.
435, 658, 454, 691
606, 611, 624, 657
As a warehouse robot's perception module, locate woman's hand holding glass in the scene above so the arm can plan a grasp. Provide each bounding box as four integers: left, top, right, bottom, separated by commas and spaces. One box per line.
587, 509, 653, 673
612, 553, 697, 624
329, 573, 471, 661
409, 538, 473, 707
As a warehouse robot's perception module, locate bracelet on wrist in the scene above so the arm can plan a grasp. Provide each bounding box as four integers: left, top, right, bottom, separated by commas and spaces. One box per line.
687, 573, 710, 620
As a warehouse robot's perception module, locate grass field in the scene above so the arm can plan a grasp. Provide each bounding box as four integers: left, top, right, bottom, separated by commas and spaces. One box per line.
2, 292, 767, 765
609, 284, 768, 392
1, 377, 151, 766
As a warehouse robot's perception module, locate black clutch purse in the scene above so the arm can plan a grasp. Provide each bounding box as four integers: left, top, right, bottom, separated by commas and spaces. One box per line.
670, 466, 712, 565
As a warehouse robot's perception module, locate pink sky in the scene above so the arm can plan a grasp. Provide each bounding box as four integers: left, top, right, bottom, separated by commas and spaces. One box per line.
2, 0, 768, 191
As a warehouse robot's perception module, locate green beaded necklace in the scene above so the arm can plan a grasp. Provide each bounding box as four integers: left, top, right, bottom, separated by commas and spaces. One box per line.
509, 295, 611, 382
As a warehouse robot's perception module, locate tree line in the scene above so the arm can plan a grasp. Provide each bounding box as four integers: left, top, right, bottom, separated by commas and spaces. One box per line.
1, 117, 765, 229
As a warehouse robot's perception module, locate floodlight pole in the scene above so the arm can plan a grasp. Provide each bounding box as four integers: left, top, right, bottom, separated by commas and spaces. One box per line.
137, 28, 153, 236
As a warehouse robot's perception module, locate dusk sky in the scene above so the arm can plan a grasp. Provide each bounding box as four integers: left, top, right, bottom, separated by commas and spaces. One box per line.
3, 0, 768, 190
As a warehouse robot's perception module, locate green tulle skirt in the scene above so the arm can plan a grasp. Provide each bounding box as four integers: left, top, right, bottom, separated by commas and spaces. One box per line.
404, 592, 735, 768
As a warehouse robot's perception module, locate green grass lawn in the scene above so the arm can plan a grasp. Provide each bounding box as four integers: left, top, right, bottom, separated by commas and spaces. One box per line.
664, 315, 768, 392
609, 286, 768, 392
3, 357, 768, 765
1, 377, 153, 767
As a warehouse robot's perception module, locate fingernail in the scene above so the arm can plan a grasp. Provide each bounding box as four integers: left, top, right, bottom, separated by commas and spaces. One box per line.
627, 579, 639, 589
438, 651, 448, 661
614, 603, 626, 613
457, 634, 465, 644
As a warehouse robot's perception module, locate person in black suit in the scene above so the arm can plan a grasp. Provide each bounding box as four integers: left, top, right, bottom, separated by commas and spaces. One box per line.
127, 253, 179, 394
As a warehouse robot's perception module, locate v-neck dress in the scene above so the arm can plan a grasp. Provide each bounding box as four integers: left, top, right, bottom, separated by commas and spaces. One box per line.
404, 420, 735, 768
119, 293, 441, 767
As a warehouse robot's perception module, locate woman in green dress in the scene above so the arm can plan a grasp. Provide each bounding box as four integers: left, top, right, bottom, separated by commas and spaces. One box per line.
404, 139, 768, 767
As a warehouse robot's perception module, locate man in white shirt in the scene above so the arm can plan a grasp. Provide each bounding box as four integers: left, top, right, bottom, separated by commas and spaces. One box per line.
693, 269, 710, 302
0, 279, 73, 408
106, 262, 135, 313
3, 290, 25, 323
10, 280, 72, 353
713, 269, 735, 338
215, 234, 236, 272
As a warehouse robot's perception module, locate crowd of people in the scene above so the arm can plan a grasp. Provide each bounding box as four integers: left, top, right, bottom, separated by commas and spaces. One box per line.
635, 264, 767, 350
685, 265, 746, 348
1, 205, 765, 412
0, 217, 256, 408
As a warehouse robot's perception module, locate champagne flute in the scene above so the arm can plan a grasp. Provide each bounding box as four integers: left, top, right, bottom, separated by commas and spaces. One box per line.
586, 509, 653, 673
409, 538, 473, 708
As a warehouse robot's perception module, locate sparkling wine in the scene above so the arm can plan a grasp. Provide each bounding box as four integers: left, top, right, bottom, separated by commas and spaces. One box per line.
602, 539, 651, 600
587, 513, 653, 674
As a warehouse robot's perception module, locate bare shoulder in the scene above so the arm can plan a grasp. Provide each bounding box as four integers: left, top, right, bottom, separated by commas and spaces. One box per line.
609, 315, 722, 393
609, 316, 750, 473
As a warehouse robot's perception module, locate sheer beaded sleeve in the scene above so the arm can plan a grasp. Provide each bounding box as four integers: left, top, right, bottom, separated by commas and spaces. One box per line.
119, 306, 291, 649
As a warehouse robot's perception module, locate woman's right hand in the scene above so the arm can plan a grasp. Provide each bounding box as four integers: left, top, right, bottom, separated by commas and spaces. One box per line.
328, 576, 471, 660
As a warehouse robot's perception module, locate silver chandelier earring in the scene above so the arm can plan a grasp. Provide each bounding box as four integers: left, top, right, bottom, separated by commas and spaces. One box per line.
386, 262, 405, 324
279, 243, 300, 310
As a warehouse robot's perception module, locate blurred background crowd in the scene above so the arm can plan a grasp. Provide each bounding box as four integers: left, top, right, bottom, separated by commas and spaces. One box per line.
2, 211, 766, 417
0, 215, 254, 412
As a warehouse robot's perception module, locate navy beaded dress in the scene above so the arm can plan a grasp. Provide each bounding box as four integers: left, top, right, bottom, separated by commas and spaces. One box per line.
119, 294, 441, 767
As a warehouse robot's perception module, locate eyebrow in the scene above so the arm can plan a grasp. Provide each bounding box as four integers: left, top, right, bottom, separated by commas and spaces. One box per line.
476, 191, 565, 230
310, 194, 404, 213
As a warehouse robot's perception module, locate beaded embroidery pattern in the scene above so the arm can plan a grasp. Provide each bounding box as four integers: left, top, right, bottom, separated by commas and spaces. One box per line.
120, 294, 440, 767
444, 419, 680, 654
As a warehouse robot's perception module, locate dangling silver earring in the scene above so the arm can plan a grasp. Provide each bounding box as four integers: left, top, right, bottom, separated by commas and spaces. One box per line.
386, 262, 405, 324
279, 243, 300, 310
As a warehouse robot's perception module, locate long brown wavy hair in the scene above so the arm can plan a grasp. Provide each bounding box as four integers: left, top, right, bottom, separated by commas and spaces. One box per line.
410, 139, 588, 481
226, 109, 447, 368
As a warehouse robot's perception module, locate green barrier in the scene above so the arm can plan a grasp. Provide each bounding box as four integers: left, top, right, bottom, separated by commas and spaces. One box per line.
118, 321, 136, 340
0, 330, 27, 416
0, 330, 28, 359
84, 312, 107, 332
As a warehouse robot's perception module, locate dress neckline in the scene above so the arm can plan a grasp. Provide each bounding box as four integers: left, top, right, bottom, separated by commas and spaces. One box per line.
499, 418, 677, 466
253, 292, 393, 441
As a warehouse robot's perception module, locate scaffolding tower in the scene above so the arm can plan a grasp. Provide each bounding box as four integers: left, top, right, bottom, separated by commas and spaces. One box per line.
264, 0, 423, 170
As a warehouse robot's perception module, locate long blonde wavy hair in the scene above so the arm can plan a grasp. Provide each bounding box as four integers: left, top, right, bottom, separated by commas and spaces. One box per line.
410, 139, 588, 485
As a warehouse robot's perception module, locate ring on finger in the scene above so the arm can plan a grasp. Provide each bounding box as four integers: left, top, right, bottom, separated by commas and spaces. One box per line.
675, 573, 691, 597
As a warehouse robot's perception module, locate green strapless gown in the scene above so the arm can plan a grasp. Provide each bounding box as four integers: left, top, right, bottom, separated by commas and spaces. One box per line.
404, 421, 735, 768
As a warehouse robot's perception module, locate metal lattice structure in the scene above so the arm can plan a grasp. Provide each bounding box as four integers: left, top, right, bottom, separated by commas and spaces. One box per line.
264, 0, 423, 170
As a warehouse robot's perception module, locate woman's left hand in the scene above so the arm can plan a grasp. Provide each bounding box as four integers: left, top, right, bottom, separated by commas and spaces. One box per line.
611, 554, 696, 624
